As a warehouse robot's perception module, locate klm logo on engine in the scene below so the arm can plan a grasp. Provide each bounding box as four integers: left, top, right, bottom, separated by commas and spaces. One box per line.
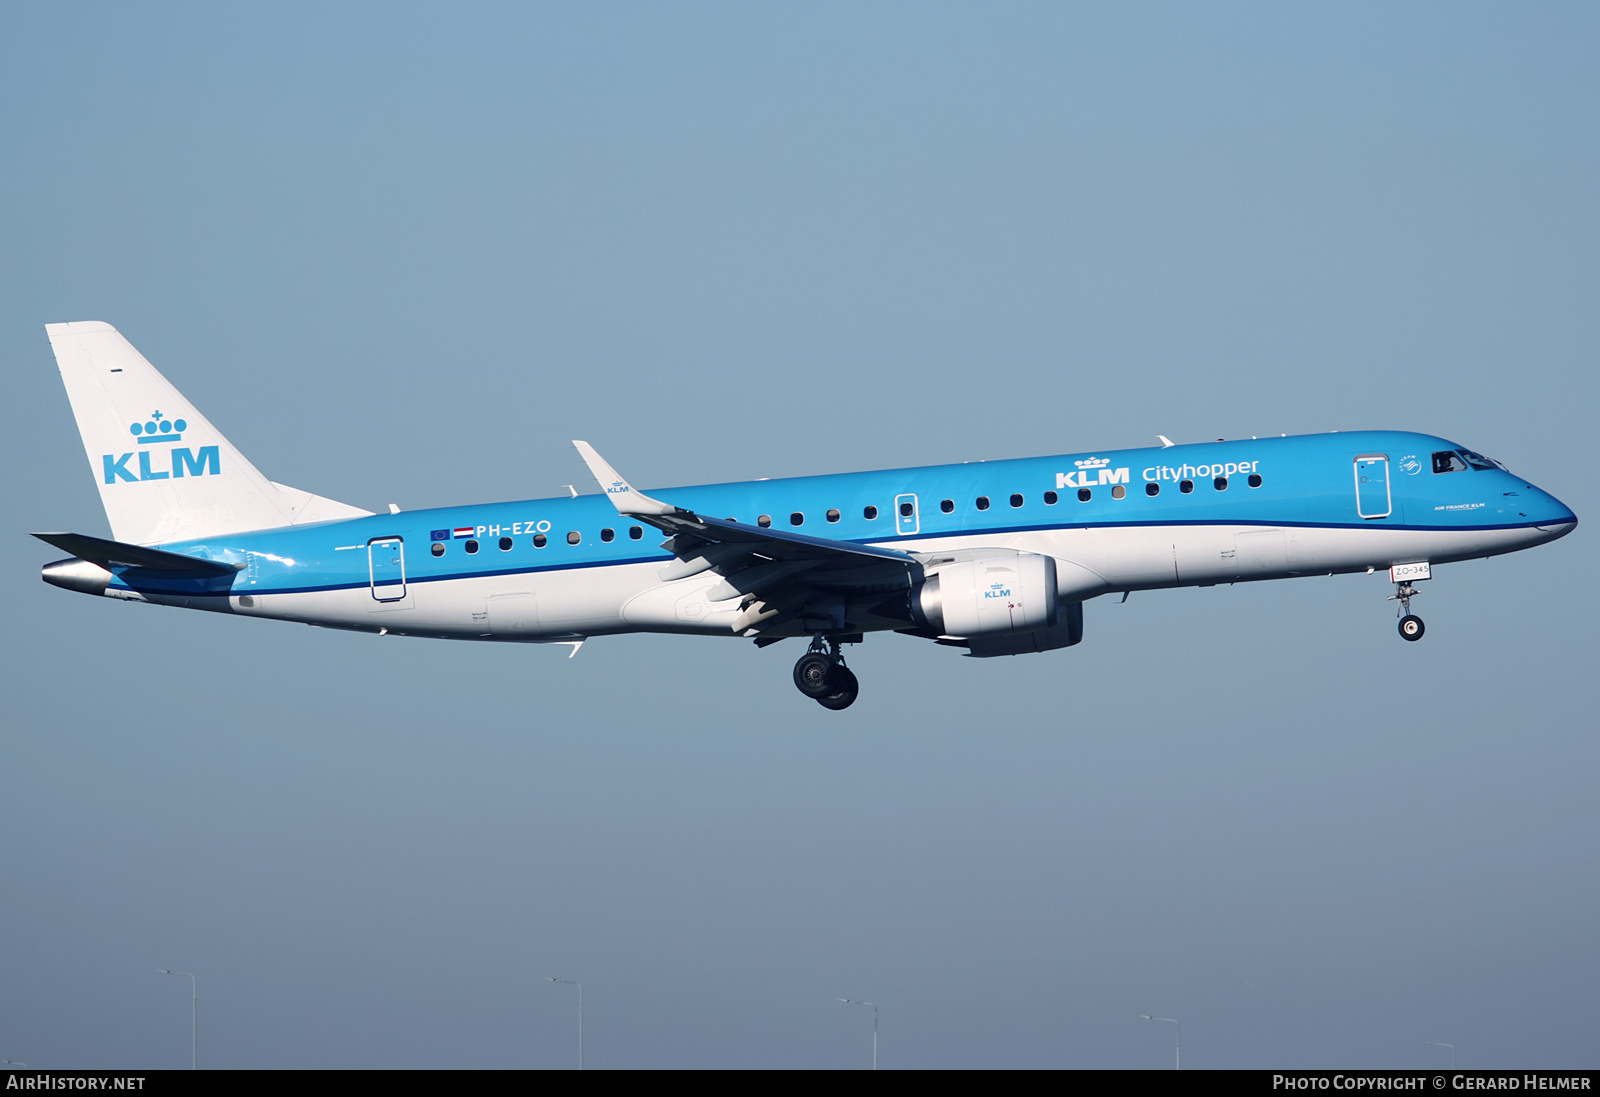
1055, 457, 1129, 490
102, 411, 220, 484
982, 581, 1015, 600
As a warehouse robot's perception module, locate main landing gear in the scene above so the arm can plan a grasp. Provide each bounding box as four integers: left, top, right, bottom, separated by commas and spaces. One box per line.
793, 636, 859, 710
1389, 580, 1425, 642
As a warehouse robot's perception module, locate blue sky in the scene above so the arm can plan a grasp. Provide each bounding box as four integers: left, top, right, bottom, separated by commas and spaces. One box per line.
2, 2, 1597, 1068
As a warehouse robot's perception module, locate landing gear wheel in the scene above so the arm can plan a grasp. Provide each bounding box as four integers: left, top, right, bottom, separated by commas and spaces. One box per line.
816, 668, 859, 710
793, 652, 838, 697
1388, 578, 1428, 642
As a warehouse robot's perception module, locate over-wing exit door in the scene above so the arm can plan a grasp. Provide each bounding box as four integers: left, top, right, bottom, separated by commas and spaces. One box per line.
895, 493, 920, 535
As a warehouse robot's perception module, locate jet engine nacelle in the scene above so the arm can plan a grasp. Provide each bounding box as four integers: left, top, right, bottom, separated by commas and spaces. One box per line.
914, 551, 1058, 638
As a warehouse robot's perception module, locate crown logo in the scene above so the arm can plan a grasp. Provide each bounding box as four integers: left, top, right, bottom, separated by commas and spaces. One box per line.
1074, 456, 1110, 469
129, 410, 187, 444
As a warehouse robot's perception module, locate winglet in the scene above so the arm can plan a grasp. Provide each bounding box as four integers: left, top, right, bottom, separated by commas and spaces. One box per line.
572, 441, 679, 517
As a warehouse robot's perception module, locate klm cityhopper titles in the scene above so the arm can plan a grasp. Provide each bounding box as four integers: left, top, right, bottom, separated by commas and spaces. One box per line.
36, 322, 1578, 711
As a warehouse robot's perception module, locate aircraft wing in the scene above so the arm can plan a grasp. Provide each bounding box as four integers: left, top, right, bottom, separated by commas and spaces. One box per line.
573, 441, 917, 634
572, 440, 910, 563
645, 511, 914, 563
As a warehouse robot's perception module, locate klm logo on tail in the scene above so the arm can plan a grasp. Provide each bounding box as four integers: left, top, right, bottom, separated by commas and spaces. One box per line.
102, 411, 220, 484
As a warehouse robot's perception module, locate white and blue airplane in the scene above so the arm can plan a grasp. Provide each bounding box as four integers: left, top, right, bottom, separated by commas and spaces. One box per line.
37, 321, 1578, 710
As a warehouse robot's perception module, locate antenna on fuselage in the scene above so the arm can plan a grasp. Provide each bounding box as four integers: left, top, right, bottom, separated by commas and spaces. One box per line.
1157, 435, 1175, 448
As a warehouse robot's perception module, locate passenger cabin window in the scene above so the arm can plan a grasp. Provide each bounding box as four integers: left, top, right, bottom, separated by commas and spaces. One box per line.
1111, 484, 1126, 500
1145, 482, 1159, 496
465, 539, 479, 554
1009, 494, 1024, 508
1248, 474, 1262, 488
629, 526, 643, 539
1433, 451, 1468, 474
1213, 476, 1228, 491
758, 514, 772, 528
863, 506, 878, 520
567, 531, 581, 545
1180, 479, 1194, 494
499, 537, 513, 551
533, 533, 547, 548
1078, 488, 1092, 502
790, 512, 804, 526
431, 542, 445, 557
940, 499, 955, 513
601, 528, 614, 542
826, 509, 841, 523
976, 496, 990, 511
899, 501, 914, 517
1044, 491, 1057, 505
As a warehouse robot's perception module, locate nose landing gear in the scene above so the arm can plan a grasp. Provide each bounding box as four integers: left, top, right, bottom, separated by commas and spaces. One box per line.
1389, 580, 1425, 642
793, 636, 860, 710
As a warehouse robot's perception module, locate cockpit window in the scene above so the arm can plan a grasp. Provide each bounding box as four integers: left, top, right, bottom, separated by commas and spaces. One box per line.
1457, 448, 1502, 472
1432, 451, 1468, 474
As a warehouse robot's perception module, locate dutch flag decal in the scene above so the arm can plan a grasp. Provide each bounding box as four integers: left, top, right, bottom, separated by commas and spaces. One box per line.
453, 527, 475, 539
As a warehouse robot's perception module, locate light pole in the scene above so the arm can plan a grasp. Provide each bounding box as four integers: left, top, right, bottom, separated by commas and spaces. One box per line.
1426, 1042, 1456, 1069
837, 998, 877, 1070
1140, 1014, 1180, 1069
545, 977, 582, 1070
159, 970, 197, 1069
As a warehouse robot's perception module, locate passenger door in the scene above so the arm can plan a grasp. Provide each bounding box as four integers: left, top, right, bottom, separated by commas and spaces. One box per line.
368, 537, 407, 601
1354, 455, 1391, 519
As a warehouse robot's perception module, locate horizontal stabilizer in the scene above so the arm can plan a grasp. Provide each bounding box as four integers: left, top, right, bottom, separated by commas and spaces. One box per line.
32, 532, 243, 576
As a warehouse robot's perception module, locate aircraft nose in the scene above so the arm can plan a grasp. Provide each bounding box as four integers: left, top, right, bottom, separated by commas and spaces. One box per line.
1529, 486, 1577, 536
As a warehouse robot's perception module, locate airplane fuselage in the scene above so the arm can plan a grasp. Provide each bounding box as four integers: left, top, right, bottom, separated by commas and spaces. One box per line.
62, 430, 1576, 647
